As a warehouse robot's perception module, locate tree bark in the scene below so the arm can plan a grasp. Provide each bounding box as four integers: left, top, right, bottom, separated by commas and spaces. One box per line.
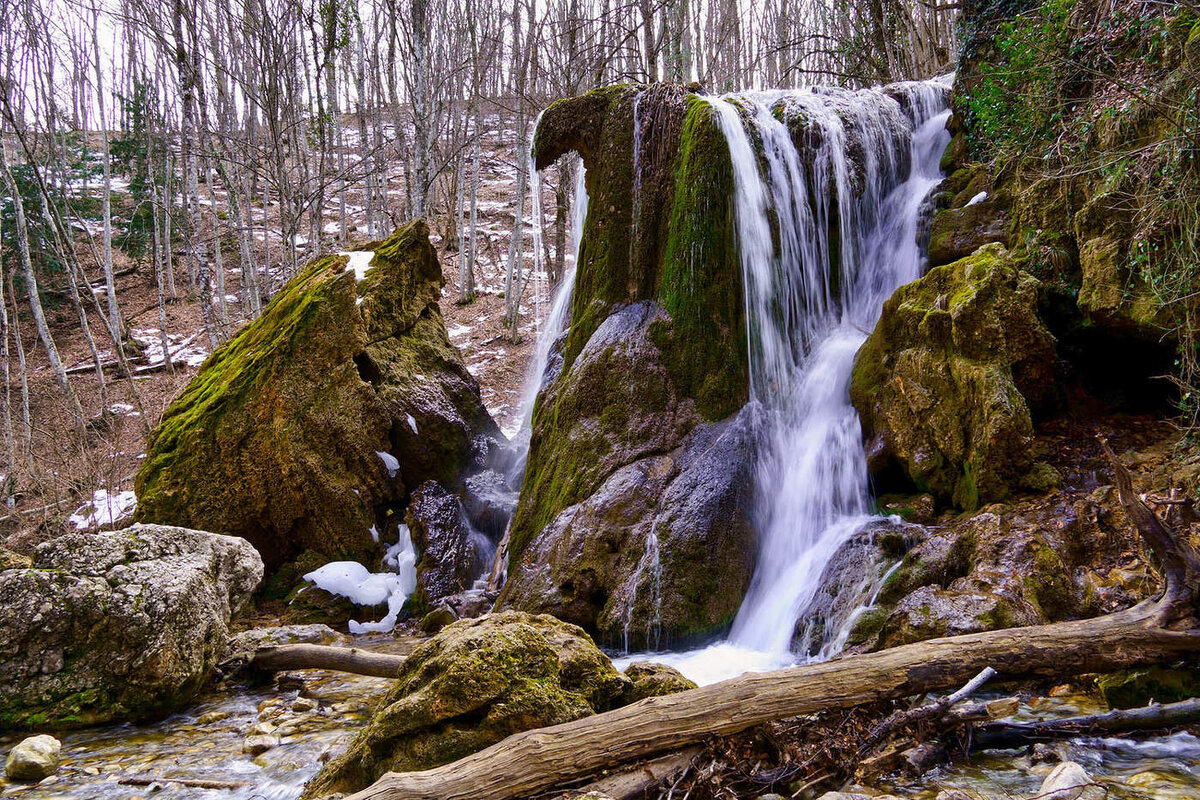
242, 644, 408, 678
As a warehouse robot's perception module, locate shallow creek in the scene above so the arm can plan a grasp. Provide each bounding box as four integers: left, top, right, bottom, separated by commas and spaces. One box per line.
4, 639, 1199, 799
0, 635, 414, 800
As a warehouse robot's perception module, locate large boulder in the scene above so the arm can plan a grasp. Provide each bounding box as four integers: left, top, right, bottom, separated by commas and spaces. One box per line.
851, 244, 1057, 510
501, 86, 757, 645
0, 524, 262, 729
406, 480, 487, 608
300, 612, 630, 798
134, 220, 499, 569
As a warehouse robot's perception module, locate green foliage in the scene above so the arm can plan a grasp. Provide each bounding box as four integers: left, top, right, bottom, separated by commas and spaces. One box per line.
961, 0, 1075, 153
110, 78, 174, 260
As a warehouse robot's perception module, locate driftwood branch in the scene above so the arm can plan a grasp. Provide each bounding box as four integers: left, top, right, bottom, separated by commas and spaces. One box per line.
243, 644, 406, 678
344, 446, 1200, 800
972, 697, 1200, 750
119, 776, 250, 789
859, 666, 996, 755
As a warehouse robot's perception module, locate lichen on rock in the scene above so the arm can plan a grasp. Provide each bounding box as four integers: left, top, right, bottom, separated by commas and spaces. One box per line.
0, 524, 262, 730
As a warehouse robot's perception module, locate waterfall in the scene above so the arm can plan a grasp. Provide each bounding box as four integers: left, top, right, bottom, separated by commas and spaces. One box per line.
616, 78, 952, 683
721, 81, 951, 656
516, 164, 588, 437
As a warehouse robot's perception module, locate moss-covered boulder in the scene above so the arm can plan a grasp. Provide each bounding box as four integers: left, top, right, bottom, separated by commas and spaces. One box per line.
851, 244, 1057, 510
0, 525, 262, 730
619, 661, 697, 704
134, 220, 498, 569
300, 612, 629, 798
500, 85, 756, 645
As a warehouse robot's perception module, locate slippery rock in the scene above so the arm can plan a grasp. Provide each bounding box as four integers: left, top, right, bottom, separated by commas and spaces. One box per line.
300, 612, 629, 798
134, 220, 498, 570
851, 243, 1057, 510
0, 525, 262, 729
4, 734, 61, 781
406, 481, 486, 606
1038, 761, 1106, 800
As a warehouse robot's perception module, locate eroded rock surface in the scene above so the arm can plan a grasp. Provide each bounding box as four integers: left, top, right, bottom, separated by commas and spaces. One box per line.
0, 524, 262, 729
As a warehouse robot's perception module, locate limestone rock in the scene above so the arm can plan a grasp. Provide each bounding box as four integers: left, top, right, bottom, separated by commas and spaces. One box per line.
1038, 761, 1106, 800
619, 661, 697, 704
135, 220, 498, 570
0, 525, 262, 730
851, 244, 1056, 510
927, 201, 1010, 267
300, 612, 629, 798
4, 734, 61, 781
226, 624, 340, 662
461, 469, 517, 540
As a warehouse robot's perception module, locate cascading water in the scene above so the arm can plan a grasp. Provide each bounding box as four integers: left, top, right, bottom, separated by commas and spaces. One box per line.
616, 78, 953, 684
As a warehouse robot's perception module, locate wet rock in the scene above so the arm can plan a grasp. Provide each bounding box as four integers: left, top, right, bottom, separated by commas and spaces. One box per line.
418, 605, 457, 633
0, 524, 262, 729
619, 662, 697, 704
1094, 665, 1200, 709
461, 469, 517, 540
243, 734, 279, 755
300, 612, 630, 798
135, 220, 498, 570
442, 589, 495, 619
927, 201, 1010, 267
198, 711, 231, 725
292, 697, 317, 713
1038, 761, 1106, 800
406, 480, 485, 606
879, 585, 1027, 647
501, 402, 757, 648
4, 734, 61, 781
852, 244, 1057, 510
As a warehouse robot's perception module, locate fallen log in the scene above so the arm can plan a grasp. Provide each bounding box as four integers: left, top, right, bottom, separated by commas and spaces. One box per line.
245, 644, 406, 678
972, 697, 1200, 750
343, 444, 1200, 800
565, 748, 700, 800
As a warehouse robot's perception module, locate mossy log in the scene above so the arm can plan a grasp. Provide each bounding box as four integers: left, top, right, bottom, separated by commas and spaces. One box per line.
342, 445, 1200, 800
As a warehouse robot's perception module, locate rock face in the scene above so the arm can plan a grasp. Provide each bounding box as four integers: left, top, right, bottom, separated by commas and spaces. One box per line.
300, 612, 630, 798
134, 220, 498, 569
406, 480, 486, 607
851, 243, 1057, 510
0, 524, 262, 729
4, 734, 61, 781
849, 488, 1155, 650
500, 86, 758, 646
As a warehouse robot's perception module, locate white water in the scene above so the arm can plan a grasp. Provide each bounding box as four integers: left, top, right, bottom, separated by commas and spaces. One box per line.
619, 79, 952, 685
516, 164, 588, 434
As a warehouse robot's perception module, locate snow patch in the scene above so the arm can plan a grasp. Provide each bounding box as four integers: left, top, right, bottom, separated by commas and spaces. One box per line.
376, 451, 400, 478
406, 414, 419, 435
303, 551, 416, 635
69, 489, 137, 530
342, 250, 375, 282
966, 191, 988, 207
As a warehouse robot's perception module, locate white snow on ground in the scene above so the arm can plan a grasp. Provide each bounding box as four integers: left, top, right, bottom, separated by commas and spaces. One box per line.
303, 527, 418, 634
966, 191, 988, 206
342, 250, 375, 282
68, 489, 137, 530
376, 450, 400, 478
405, 414, 419, 435
447, 323, 472, 339
109, 403, 140, 416
131, 329, 210, 369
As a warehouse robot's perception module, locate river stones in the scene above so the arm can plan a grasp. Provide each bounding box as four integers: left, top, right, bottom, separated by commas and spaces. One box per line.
4, 734, 61, 781
0, 524, 262, 729
300, 612, 630, 798
851, 243, 1057, 511
1038, 761, 1106, 800
134, 219, 499, 571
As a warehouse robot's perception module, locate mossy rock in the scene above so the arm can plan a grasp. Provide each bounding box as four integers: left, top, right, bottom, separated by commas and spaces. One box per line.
851, 244, 1057, 510
135, 220, 497, 570
300, 612, 629, 798
1095, 665, 1200, 709
618, 661, 697, 704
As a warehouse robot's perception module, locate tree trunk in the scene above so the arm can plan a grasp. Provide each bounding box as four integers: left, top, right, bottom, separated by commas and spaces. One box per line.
241, 643, 408, 678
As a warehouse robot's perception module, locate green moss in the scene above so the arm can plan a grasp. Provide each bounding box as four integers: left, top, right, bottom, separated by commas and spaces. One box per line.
1095, 665, 1200, 709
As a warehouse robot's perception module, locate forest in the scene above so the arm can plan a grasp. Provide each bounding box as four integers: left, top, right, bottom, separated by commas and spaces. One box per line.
1, 0, 1200, 798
